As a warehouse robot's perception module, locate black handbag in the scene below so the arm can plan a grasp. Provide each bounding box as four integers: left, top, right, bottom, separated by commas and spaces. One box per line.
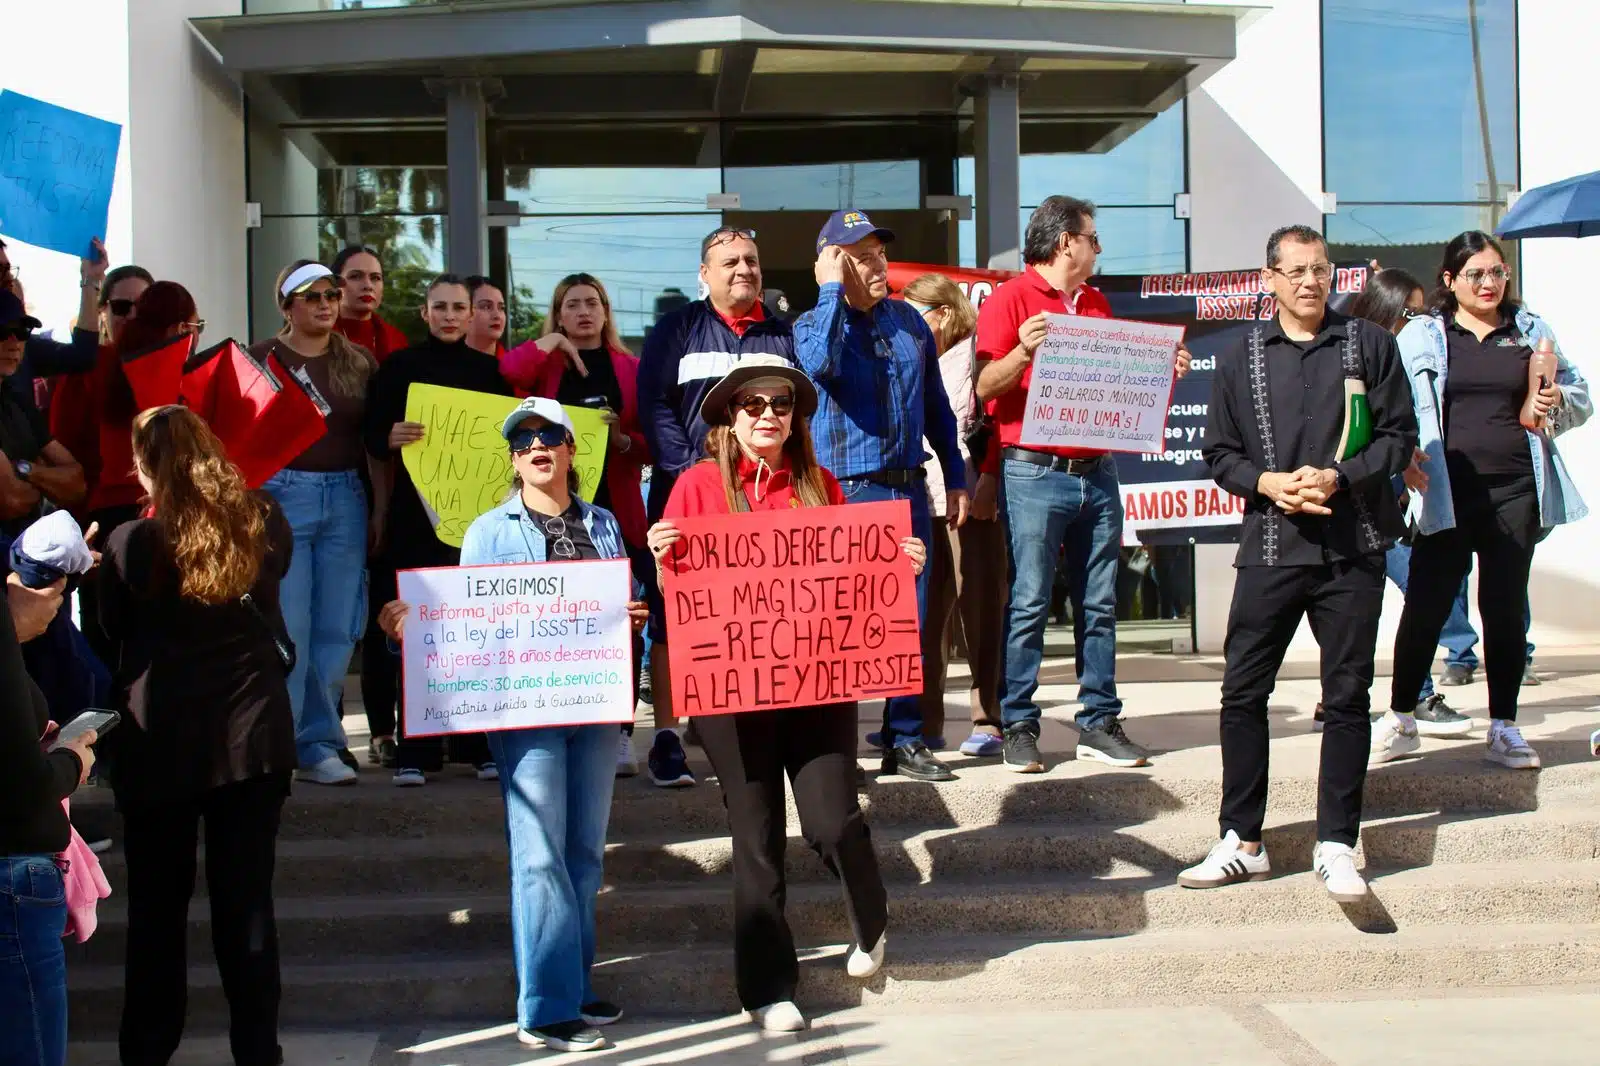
240, 592, 296, 673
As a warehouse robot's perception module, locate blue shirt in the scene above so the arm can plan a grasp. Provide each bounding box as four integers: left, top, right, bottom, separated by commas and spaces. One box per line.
791, 283, 965, 490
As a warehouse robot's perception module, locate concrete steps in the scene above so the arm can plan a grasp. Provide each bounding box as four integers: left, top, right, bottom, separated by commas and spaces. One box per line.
64, 692, 1600, 1034
65, 924, 1600, 1029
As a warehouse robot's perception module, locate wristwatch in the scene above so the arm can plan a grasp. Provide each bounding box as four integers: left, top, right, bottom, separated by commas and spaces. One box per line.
14, 460, 33, 482
1334, 467, 1350, 493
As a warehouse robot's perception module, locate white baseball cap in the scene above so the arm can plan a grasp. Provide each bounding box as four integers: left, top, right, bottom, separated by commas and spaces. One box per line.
500, 396, 575, 440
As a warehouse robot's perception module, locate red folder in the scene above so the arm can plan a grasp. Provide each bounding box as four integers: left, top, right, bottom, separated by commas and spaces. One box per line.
178, 340, 328, 488
119, 333, 196, 410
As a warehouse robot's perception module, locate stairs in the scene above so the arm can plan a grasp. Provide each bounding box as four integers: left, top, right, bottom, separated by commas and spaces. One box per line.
65, 686, 1600, 1033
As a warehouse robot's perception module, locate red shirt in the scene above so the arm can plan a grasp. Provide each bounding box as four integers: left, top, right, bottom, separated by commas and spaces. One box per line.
334, 314, 409, 364
712, 299, 766, 339
663, 453, 846, 519
975, 266, 1113, 461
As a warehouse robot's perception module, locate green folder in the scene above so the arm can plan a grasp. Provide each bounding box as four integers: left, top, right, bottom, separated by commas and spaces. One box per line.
1336, 378, 1372, 462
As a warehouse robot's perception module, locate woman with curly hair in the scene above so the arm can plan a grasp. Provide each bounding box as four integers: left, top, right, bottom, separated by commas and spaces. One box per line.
97, 405, 295, 1066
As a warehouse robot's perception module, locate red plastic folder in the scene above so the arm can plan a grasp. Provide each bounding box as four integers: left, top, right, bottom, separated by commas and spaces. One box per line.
178, 340, 329, 488
118, 332, 195, 411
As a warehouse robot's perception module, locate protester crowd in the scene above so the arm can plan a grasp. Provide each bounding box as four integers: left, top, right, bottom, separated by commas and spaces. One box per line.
0, 197, 1588, 1062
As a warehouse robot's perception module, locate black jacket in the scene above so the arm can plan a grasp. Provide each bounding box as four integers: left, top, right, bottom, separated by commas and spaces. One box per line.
1204, 310, 1417, 568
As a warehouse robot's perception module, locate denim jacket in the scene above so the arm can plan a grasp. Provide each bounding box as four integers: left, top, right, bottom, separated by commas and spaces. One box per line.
461, 495, 637, 599
1396, 309, 1591, 536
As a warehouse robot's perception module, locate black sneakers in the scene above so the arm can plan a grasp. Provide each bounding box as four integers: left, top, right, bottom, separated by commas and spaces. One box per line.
1075, 719, 1152, 768
880, 740, 956, 781
1413, 694, 1474, 737
580, 1000, 624, 1026
1438, 663, 1475, 687
1002, 727, 1045, 773
519, 1020, 607, 1052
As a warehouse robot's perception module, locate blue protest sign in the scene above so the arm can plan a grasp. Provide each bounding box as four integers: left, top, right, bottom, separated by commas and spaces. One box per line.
0, 92, 122, 258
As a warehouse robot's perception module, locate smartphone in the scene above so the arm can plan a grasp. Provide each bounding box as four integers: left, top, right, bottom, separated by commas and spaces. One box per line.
51, 709, 120, 748
575, 395, 610, 409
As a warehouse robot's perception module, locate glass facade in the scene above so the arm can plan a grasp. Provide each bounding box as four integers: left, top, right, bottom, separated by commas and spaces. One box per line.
1322, 0, 1518, 280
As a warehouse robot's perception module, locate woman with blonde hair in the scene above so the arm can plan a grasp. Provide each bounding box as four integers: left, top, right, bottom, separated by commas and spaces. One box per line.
501, 273, 656, 777
250, 259, 377, 784
899, 273, 1008, 758
647, 354, 925, 1032
98, 405, 296, 1066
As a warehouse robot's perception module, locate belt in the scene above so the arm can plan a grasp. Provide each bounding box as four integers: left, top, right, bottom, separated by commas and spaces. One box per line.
845, 468, 927, 488
1001, 446, 1106, 475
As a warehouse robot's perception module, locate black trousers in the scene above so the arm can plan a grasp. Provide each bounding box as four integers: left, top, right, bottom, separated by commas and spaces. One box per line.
118, 774, 289, 1066
1392, 477, 1538, 721
696, 704, 888, 1011
1220, 559, 1384, 847
359, 552, 399, 739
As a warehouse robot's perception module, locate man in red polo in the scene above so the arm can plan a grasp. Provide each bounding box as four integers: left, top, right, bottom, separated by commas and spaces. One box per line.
975, 196, 1188, 773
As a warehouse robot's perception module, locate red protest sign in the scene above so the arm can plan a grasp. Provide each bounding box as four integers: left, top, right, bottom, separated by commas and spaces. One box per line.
662, 500, 922, 716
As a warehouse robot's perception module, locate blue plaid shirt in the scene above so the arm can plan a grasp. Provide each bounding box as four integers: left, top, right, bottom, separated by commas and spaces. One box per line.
791, 283, 965, 490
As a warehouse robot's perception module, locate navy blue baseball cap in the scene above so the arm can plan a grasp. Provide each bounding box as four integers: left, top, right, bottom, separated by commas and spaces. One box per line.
0, 290, 41, 331
816, 210, 895, 253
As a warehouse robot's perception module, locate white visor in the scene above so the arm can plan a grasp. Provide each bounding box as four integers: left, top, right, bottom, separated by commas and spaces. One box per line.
280, 262, 335, 299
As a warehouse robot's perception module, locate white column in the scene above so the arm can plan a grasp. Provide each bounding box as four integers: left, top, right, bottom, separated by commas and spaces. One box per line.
1184, 0, 1325, 653
1514, 0, 1600, 649
973, 73, 1021, 271
127, 1, 249, 343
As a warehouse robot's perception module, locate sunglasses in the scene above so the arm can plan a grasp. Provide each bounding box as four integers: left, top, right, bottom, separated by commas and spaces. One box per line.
106, 298, 136, 317
0, 325, 31, 342
294, 289, 342, 306
509, 424, 571, 453
731, 393, 795, 418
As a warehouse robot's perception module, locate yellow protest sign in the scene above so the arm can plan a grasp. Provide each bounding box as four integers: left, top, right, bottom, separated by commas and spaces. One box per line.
402, 384, 610, 547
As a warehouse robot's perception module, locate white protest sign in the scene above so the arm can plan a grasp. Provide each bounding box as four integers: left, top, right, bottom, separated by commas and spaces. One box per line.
397, 559, 634, 737
1019, 314, 1185, 454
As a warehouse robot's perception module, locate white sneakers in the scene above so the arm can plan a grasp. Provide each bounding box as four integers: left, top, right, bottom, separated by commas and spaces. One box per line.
1486, 719, 1541, 769
748, 1001, 807, 1032
1176, 830, 1271, 889
1370, 711, 1421, 765
616, 732, 639, 778
846, 934, 885, 979
1178, 832, 1369, 903
296, 756, 357, 786
1312, 841, 1368, 902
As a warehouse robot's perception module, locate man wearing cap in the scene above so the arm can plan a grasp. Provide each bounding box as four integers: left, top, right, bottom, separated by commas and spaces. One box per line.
975, 196, 1190, 775
636, 225, 795, 789
791, 210, 966, 783
0, 291, 87, 539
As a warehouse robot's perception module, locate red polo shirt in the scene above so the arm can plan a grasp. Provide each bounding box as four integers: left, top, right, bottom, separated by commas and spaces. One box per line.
975, 265, 1113, 461
713, 299, 766, 338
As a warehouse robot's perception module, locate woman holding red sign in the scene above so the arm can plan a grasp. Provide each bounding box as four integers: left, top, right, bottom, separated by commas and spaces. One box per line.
645, 353, 924, 1033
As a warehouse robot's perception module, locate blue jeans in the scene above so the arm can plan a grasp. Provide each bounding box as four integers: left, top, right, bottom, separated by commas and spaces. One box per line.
837, 478, 934, 747
1000, 457, 1123, 732
0, 856, 68, 1066
488, 725, 616, 1031
264, 469, 368, 768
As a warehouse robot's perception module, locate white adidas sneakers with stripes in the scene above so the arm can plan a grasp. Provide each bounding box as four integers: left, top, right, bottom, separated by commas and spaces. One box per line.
1177, 830, 1271, 889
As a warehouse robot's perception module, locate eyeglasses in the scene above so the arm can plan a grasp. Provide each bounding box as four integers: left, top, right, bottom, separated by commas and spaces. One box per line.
703, 227, 758, 254
730, 394, 795, 419
539, 515, 577, 559
1458, 266, 1512, 287
295, 290, 342, 306
0, 325, 31, 342
106, 299, 136, 317
1270, 263, 1334, 285
1070, 231, 1103, 253
179, 320, 206, 336
509, 424, 571, 454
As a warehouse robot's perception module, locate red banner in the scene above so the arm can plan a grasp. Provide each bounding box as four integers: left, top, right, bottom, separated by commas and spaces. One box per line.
662, 500, 922, 716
